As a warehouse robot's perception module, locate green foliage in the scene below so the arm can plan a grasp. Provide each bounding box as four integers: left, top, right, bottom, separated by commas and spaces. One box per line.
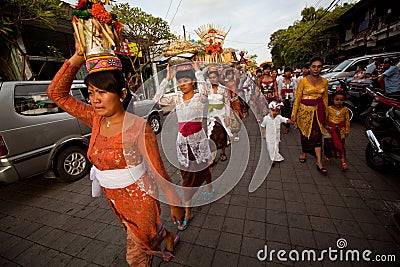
0, 0, 65, 43
111, 2, 175, 74
112, 3, 174, 53
268, 3, 354, 67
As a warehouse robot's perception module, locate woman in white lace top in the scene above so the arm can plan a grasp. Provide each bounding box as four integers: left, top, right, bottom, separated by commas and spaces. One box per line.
154, 61, 213, 231
205, 67, 232, 163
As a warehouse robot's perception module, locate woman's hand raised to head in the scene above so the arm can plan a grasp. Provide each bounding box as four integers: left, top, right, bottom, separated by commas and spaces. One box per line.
166, 64, 176, 81
192, 59, 200, 72
69, 33, 85, 67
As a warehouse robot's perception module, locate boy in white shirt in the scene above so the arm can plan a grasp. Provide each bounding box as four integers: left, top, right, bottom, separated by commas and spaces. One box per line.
260, 101, 293, 164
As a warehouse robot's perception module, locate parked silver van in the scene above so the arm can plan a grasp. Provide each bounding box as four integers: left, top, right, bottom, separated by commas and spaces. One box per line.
322, 52, 400, 82
0, 81, 163, 183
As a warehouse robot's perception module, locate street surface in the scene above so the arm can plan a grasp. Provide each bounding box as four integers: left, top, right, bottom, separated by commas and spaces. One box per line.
1, 114, 399, 266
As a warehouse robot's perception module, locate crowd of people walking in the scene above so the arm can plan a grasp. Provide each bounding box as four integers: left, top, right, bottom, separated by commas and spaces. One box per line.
48, 37, 352, 265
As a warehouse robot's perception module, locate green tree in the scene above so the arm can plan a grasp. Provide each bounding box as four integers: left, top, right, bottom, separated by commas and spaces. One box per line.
0, 0, 66, 80
268, 3, 354, 67
111, 3, 175, 84
0, 0, 65, 49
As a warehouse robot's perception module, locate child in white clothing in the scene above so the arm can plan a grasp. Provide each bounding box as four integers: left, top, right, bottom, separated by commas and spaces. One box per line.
260, 101, 292, 163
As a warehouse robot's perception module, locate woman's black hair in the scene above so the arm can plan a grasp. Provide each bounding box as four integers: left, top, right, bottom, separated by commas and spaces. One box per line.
309, 56, 324, 65
332, 89, 346, 99
176, 69, 195, 81
84, 70, 131, 110
207, 70, 219, 79
84, 70, 125, 97
225, 68, 234, 76
262, 64, 272, 70
284, 67, 293, 73
357, 64, 365, 70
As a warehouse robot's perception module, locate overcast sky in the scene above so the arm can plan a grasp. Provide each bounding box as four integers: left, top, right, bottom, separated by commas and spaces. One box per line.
65, 0, 357, 64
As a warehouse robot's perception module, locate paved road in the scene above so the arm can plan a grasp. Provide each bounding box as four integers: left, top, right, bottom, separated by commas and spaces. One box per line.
1, 114, 399, 267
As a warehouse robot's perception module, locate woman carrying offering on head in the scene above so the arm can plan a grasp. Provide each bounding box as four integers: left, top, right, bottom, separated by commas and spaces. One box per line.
222, 67, 244, 141
206, 67, 233, 164
277, 67, 297, 134
154, 60, 214, 231
47, 39, 184, 266
291, 57, 329, 174
258, 64, 279, 104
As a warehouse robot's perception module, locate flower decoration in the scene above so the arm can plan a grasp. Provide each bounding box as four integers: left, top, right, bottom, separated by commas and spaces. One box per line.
76, 0, 88, 10
205, 41, 223, 55
91, 3, 112, 23
72, 0, 123, 64
113, 21, 123, 36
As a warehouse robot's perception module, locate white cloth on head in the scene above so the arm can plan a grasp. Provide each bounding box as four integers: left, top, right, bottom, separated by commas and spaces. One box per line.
206, 83, 233, 138
268, 101, 284, 109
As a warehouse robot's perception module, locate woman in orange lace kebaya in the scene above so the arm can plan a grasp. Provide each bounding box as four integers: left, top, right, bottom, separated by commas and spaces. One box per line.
291, 56, 329, 174
47, 42, 184, 267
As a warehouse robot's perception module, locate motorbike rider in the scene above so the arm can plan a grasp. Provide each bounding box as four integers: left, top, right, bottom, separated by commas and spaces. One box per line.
365, 56, 384, 76
378, 58, 400, 97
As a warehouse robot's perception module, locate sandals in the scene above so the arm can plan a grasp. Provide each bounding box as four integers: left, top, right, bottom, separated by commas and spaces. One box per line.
316, 164, 328, 174
325, 158, 332, 164
162, 233, 180, 262
202, 187, 215, 200
341, 162, 348, 171
177, 215, 193, 231
299, 153, 307, 163
220, 153, 227, 161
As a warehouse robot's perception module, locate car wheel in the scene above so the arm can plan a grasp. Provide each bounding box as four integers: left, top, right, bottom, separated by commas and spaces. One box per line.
148, 114, 161, 134
55, 145, 90, 182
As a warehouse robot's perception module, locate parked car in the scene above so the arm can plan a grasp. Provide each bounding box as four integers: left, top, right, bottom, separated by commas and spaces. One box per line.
0, 81, 163, 184
129, 92, 163, 135
322, 52, 400, 88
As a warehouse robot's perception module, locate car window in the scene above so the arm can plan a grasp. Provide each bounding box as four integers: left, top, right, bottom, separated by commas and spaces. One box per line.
347, 59, 371, 72
71, 89, 84, 101
14, 84, 63, 116
332, 59, 353, 72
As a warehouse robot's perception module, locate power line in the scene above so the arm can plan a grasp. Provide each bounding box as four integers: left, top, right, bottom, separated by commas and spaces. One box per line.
288, 0, 340, 48
170, 0, 183, 26
164, 0, 173, 20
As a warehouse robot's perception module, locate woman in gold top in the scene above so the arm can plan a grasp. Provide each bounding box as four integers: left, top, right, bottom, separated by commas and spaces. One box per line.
291, 57, 328, 174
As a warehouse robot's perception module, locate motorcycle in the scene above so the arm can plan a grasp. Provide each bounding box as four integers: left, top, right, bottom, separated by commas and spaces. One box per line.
365, 107, 400, 172
346, 79, 375, 120
329, 78, 374, 121
364, 88, 400, 129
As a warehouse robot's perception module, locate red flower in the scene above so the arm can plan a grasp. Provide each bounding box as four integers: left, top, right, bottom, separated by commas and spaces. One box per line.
92, 3, 112, 23
76, 0, 87, 10
113, 21, 123, 37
